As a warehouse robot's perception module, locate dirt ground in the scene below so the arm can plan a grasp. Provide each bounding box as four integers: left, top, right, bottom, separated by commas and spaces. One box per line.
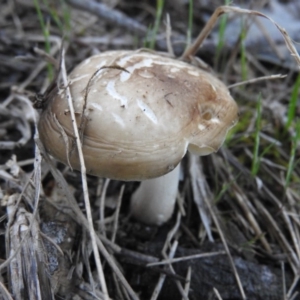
1, 0, 300, 299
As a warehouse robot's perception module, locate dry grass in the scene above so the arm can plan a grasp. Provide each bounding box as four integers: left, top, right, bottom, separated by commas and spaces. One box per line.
0, 0, 300, 299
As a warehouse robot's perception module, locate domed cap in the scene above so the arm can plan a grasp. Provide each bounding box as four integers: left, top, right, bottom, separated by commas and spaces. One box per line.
38, 50, 238, 180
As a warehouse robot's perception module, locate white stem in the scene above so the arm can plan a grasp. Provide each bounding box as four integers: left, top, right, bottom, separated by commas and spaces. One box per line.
130, 164, 181, 225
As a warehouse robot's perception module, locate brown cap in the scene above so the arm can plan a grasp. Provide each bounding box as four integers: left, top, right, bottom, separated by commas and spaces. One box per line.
38, 50, 238, 180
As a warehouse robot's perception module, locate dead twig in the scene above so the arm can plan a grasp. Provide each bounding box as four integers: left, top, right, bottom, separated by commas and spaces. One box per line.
181, 5, 300, 69
228, 74, 287, 89
66, 0, 147, 36
59, 47, 109, 299
36, 139, 139, 300
147, 250, 226, 267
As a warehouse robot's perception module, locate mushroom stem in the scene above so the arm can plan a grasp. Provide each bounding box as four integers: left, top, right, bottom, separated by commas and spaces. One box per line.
130, 164, 181, 225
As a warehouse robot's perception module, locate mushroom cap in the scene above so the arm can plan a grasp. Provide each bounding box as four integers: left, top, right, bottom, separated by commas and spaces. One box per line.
38, 50, 238, 180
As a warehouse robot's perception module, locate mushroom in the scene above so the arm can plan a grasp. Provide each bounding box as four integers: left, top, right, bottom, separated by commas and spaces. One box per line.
38, 50, 238, 225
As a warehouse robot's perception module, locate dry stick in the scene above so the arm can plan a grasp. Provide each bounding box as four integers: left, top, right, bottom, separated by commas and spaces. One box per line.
150, 240, 179, 300
165, 14, 175, 57
182, 266, 191, 300
261, 186, 300, 272
181, 5, 300, 69
60, 49, 109, 299
202, 195, 246, 300
66, 0, 147, 36
2, 185, 30, 272
197, 165, 246, 300
228, 74, 287, 89
33, 47, 60, 70
287, 275, 300, 299
99, 178, 110, 236
112, 272, 125, 300
281, 262, 286, 300
0, 280, 14, 300
162, 212, 181, 255
82, 230, 97, 293
18, 42, 61, 91
147, 250, 226, 267
232, 183, 272, 254
290, 292, 300, 300
0, 99, 41, 273
111, 185, 125, 244
282, 206, 300, 265
284, 187, 300, 262
253, 17, 284, 61
253, 198, 298, 274
36, 140, 139, 300
213, 288, 223, 300
180, 6, 225, 60
189, 154, 213, 242
160, 212, 188, 300
2, 140, 43, 297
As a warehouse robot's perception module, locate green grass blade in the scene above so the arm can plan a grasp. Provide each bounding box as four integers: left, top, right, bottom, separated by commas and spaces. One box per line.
33, 0, 53, 80
285, 119, 300, 188
216, 0, 230, 61
251, 94, 262, 176
285, 73, 300, 130
186, 0, 193, 47
149, 0, 165, 49
240, 19, 248, 81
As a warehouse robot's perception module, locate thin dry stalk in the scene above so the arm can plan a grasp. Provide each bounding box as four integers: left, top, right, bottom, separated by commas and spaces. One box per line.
66, 0, 147, 36
150, 240, 179, 300
33, 47, 60, 70
60, 49, 109, 299
194, 159, 247, 299
111, 185, 125, 243
253, 17, 284, 61
203, 193, 246, 300
254, 199, 298, 274
147, 251, 226, 267
158, 212, 188, 300
281, 262, 286, 299
165, 14, 175, 57
112, 271, 125, 300
0, 280, 14, 300
162, 212, 181, 255
228, 74, 287, 89
18, 40, 61, 91
36, 140, 139, 300
182, 266, 191, 300
99, 178, 110, 236
81, 231, 96, 293
231, 182, 272, 253
213, 287, 224, 300
286, 274, 300, 300
3, 135, 49, 299
189, 153, 213, 241
181, 5, 300, 69
262, 185, 300, 272
286, 275, 300, 299
1, 113, 41, 276
176, 193, 186, 217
